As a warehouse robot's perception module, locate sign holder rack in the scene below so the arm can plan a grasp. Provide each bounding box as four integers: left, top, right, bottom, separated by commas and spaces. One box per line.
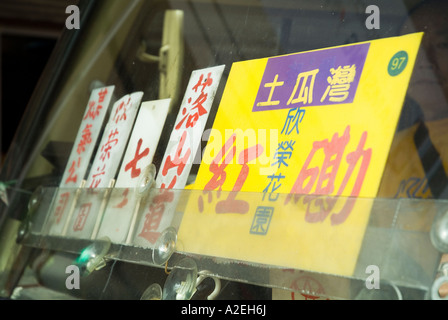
17, 185, 448, 300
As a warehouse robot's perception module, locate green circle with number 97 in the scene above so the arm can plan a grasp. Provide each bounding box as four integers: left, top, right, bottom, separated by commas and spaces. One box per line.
388, 51, 408, 76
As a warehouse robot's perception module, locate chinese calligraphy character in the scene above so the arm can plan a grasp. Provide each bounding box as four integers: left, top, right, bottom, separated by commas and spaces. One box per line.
54, 192, 70, 224
138, 203, 163, 243
192, 72, 213, 92
175, 72, 213, 130
97, 87, 108, 103
287, 69, 319, 106
320, 64, 356, 103
272, 140, 296, 169
263, 173, 285, 194
175, 93, 208, 130
303, 195, 337, 223
202, 134, 264, 214
83, 101, 102, 121
89, 164, 106, 188
290, 276, 327, 300
77, 124, 92, 155
73, 202, 92, 232
198, 190, 213, 213
288, 126, 371, 225
113, 96, 131, 124
99, 129, 119, 162
114, 188, 129, 209
281, 107, 305, 136
160, 131, 191, 189
138, 189, 174, 244
250, 206, 274, 235
82, 87, 108, 120
65, 157, 81, 184
256, 74, 284, 107
330, 130, 371, 225
290, 126, 350, 195
124, 138, 149, 179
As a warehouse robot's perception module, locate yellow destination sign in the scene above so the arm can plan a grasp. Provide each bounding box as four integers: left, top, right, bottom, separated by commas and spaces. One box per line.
177, 33, 422, 276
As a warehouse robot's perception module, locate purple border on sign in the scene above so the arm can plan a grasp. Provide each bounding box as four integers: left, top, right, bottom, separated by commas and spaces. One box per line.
252, 43, 370, 112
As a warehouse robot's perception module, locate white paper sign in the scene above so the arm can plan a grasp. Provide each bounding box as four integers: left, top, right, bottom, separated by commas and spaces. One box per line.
65, 92, 143, 239
85, 91, 144, 188
156, 65, 225, 189
47, 86, 115, 236
96, 99, 171, 243
115, 99, 171, 187
133, 65, 225, 248
61, 86, 116, 188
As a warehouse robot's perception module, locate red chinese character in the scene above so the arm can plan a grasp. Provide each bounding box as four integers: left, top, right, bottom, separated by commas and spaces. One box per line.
198, 190, 213, 213
154, 187, 175, 203
288, 126, 371, 225
160, 177, 177, 189
100, 129, 119, 162
285, 193, 336, 223
90, 164, 106, 188
290, 276, 328, 300
284, 192, 303, 206
125, 138, 149, 179
98, 87, 108, 103
138, 189, 174, 243
330, 130, 371, 225
175, 92, 208, 130
174, 72, 213, 130
303, 195, 337, 223
113, 97, 131, 124
77, 124, 93, 155
161, 130, 191, 188
192, 72, 213, 93
114, 188, 129, 209
290, 126, 350, 195
54, 192, 70, 224
202, 134, 264, 214
83, 101, 102, 121
138, 204, 163, 243
73, 202, 92, 232
204, 134, 237, 192
65, 157, 81, 185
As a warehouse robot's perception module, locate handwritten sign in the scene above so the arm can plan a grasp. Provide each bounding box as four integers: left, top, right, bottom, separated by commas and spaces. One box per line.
115, 99, 171, 187
48, 86, 115, 236
177, 33, 423, 276
85, 91, 144, 189
65, 92, 144, 239
96, 99, 171, 243
133, 65, 225, 248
